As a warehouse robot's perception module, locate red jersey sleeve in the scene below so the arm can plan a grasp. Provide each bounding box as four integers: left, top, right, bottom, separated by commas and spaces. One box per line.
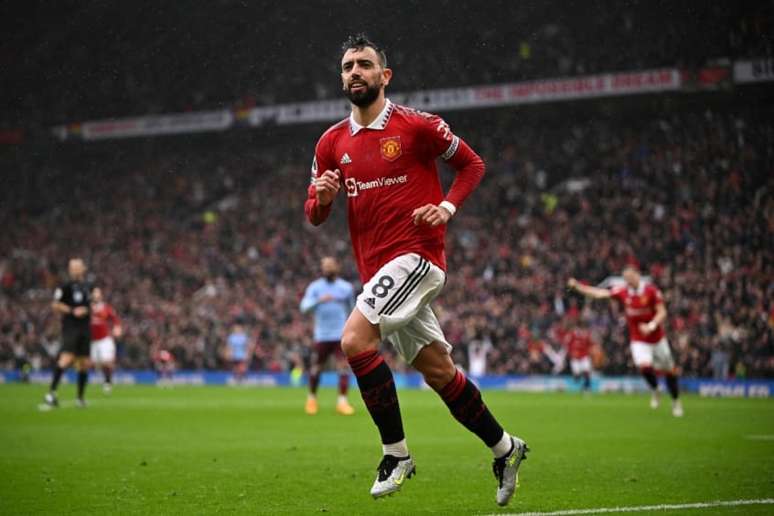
648, 285, 664, 306
416, 113, 485, 211
108, 305, 121, 328
610, 285, 626, 302
304, 134, 338, 225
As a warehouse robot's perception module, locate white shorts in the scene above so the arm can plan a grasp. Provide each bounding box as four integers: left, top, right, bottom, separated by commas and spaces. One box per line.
91, 336, 116, 364
570, 357, 592, 376
356, 253, 451, 364
630, 338, 674, 371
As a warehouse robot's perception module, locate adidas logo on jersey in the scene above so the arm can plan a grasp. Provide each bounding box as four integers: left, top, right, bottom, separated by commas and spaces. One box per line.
340, 153, 352, 165
364, 297, 376, 308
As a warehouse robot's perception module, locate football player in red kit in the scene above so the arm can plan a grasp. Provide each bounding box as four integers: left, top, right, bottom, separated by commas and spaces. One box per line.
90, 287, 122, 393
304, 34, 527, 505
560, 318, 595, 392
568, 265, 684, 416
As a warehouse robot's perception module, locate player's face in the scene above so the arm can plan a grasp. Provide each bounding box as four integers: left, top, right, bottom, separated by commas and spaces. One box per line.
341, 47, 392, 107
623, 268, 640, 288
68, 259, 86, 279
92, 287, 103, 302
321, 257, 339, 279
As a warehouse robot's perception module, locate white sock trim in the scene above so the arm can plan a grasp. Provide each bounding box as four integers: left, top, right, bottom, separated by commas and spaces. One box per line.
383, 439, 409, 458
491, 431, 512, 458
337, 395, 348, 404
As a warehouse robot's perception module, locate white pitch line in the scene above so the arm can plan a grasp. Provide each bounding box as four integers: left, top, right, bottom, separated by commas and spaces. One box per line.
483, 498, 774, 516
745, 434, 774, 440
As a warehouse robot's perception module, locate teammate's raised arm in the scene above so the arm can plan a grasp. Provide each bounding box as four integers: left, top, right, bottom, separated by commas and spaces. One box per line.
566, 278, 612, 300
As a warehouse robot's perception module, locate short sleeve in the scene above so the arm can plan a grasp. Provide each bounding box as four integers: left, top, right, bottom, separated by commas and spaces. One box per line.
53, 288, 63, 301
651, 286, 664, 304
610, 285, 626, 301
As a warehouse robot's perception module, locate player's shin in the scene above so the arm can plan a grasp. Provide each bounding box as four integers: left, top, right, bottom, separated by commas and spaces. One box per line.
308, 369, 320, 395
437, 369, 510, 457
665, 373, 680, 400
347, 349, 406, 452
338, 372, 349, 396
640, 366, 659, 390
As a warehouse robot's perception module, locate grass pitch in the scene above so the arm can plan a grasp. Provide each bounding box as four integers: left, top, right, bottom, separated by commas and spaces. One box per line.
1, 384, 773, 515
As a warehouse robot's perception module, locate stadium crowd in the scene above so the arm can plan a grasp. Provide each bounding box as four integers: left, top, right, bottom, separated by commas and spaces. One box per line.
2, 99, 772, 379
4, 1, 771, 125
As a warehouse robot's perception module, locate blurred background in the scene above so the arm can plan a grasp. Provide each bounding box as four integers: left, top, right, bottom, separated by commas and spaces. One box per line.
1, 0, 772, 382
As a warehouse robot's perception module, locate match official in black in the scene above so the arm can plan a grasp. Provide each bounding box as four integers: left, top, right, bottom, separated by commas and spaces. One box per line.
43, 258, 92, 408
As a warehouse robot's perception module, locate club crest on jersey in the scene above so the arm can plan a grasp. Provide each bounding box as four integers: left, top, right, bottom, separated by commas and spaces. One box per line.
380, 136, 402, 162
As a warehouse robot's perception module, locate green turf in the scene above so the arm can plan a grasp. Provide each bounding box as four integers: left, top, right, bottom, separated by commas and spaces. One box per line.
1, 384, 773, 515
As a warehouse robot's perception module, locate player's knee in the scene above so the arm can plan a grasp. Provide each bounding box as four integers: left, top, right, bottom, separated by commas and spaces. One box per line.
340, 329, 378, 358
423, 361, 456, 391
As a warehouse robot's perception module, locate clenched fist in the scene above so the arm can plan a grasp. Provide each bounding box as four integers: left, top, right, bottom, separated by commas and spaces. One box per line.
315, 169, 341, 206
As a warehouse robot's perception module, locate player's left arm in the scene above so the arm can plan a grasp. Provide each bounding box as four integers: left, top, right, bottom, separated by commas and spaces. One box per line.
109, 306, 123, 338
641, 302, 667, 335
413, 115, 485, 226
640, 287, 667, 335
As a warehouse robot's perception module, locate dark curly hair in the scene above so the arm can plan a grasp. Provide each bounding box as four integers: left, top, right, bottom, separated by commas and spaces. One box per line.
340, 33, 387, 68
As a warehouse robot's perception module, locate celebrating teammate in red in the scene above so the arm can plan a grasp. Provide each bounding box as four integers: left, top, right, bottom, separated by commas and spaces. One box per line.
567, 264, 684, 416
557, 318, 595, 392
90, 287, 122, 393
304, 34, 528, 505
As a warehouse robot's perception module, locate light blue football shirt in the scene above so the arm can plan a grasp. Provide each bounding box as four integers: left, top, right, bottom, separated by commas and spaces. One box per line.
299, 277, 355, 342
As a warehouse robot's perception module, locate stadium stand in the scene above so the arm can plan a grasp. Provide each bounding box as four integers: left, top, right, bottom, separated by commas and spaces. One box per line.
2, 99, 772, 378
2, 1, 771, 124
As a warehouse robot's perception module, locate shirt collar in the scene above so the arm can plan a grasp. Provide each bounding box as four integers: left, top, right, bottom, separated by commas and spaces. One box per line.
349, 98, 393, 135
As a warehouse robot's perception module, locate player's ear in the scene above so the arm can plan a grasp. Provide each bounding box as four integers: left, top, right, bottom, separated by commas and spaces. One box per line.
382, 67, 392, 87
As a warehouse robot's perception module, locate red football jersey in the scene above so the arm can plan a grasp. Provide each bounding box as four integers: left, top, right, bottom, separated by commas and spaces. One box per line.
305, 99, 485, 283
610, 283, 665, 344
90, 302, 120, 340
563, 329, 594, 359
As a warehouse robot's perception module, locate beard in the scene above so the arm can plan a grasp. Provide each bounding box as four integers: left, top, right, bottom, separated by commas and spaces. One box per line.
344, 81, 381, 107
324, 273, 336, 282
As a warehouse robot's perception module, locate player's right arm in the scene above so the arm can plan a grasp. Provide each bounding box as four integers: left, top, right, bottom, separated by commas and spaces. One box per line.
299, 283, 321, 313
304, 136, 340, 226
566, 278, 612, 300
